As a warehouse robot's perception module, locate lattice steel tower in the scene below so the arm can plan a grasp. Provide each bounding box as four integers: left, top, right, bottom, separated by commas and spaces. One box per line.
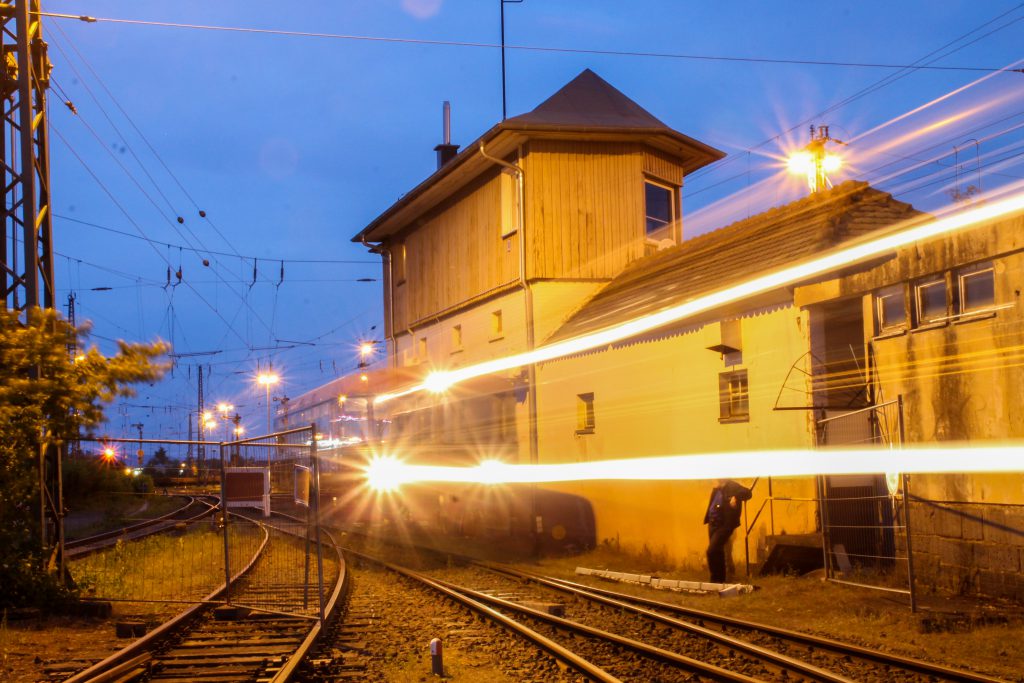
1, 0, 54, 312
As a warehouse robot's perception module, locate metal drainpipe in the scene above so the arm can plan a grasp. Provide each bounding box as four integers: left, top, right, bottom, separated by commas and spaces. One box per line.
479, 141, 537, 467
361, 236, 397, 368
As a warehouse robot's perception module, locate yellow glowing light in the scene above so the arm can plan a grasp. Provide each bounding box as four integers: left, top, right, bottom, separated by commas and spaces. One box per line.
360, 445, 1024, 487
786, 150, 814, 175
217, 402, 233, 413
360, 373, 369, 382
360, 342, 375, 357
124, 467, 133, 476
423, 371, 455, 394
823, 153, 842, 173
338, 394, 347, 404
102, 447, 116, 461
234, 426, 245, 435
202, 411, 213, 421
374, 191, 1024, 404
73, 353, 86, 363
257, 372, 279, 386
365, 455, 411, 492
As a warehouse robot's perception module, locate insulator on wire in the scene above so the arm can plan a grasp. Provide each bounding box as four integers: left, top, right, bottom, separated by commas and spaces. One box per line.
177, 216, 184, 224
199, 210, 206, 217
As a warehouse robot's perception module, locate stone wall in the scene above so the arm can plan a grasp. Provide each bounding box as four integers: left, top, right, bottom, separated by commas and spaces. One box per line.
909, 500, 1024, 601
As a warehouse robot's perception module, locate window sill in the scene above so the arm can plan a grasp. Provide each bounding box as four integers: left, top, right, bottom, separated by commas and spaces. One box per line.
718, 416, 750, 424
575, 429, 595, 436
912, 321, 947, 332
954, 311, 997, 325
873, 328, 907, 340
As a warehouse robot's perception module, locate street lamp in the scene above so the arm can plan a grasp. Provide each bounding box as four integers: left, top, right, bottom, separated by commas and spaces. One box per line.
257, 372, 280, 434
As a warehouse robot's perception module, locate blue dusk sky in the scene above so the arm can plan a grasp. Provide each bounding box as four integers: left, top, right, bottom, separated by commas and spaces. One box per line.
41, 1, 1024, 440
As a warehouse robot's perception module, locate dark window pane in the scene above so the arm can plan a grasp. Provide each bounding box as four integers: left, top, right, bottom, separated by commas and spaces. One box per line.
645, 182, 672, 237
961, 269, 994, 311
877, 289, 905, 330
918, 280, 947, 322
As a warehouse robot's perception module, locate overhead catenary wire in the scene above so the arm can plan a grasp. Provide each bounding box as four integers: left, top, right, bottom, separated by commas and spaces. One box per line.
36, 11, 1024, 74
53, 214, 377, 264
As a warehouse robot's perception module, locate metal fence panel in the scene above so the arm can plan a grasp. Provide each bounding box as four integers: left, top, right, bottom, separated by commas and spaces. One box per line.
816, 398, 916, 609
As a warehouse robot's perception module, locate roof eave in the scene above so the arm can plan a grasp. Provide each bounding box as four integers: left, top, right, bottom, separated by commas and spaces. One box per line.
352, 124, 724, 244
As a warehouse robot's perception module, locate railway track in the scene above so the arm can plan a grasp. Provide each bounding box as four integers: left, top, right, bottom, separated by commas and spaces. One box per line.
333, 535, 1010, 683
65, 495, 217, 559
474, 562, 1009, 683
63, 513, 345, 683
340, 545, 818, 682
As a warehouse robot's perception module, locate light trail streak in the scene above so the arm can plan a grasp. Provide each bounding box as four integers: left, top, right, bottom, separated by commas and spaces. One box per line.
363, 445, 1024, 489
375, 190, 1024, 405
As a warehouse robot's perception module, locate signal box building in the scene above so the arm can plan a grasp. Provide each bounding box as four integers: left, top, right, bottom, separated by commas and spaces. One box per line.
327, 69, 1024, 598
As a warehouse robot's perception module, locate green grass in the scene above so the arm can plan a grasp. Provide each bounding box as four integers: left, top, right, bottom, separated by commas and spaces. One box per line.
64, 494, 189, 541
71, 520, 263, 603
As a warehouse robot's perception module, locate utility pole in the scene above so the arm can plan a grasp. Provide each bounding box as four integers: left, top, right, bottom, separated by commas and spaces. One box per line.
1, 0, 61, 579
197, 365, 205, 482
131, 422, 144, 467
499, 0, 523, 121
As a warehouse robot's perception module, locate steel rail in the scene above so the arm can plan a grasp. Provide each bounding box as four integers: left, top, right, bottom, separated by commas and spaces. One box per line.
257, 513, 348, 683
463, 561, 853, 683
486, 563, 1011, 683
64, 514, 271, 683
343, 547, 624, 683
426, 574, 762, 682
65, 495, 215, 557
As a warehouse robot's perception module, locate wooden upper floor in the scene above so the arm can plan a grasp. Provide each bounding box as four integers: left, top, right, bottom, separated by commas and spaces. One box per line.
352, 70, 723, 337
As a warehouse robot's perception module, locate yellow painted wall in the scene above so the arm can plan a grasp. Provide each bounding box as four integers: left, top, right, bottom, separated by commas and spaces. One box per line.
535, 304, 819, 571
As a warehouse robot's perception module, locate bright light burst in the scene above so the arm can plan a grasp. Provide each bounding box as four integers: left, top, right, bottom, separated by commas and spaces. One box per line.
365, 455, 413, 492
786, 150, 814, 175
362, 445, 1024, 490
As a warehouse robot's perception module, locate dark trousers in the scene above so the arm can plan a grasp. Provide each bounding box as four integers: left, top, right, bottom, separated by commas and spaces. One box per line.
706, 525, 734, 583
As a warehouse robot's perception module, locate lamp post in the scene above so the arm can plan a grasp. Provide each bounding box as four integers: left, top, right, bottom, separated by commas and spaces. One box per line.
257, 373, 280, 435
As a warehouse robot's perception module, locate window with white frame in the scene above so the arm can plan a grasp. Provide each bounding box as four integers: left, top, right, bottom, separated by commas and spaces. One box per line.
875, 285, 907, 333
719, 370, 749, 422
958, 262, 995, 314
915, 276, 948, 325
644, 180, 678, 242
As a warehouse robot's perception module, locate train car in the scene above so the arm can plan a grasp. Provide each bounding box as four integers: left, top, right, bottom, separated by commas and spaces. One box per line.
295, 367, 595, 554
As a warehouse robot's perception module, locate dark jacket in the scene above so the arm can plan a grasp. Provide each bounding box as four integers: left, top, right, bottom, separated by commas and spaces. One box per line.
703, 480, 752, 530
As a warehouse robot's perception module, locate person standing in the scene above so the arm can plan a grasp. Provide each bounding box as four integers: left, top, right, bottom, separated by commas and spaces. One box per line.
703, 478, 752, 584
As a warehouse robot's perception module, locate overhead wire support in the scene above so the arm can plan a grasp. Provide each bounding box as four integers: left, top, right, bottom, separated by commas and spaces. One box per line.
2, 0, 55, 312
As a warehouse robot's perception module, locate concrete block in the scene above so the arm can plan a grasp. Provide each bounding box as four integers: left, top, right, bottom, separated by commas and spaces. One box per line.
982, 507, 1024, 547
927, 506, 964, 539
973, 542, 1020, 572
961, 510, 985, 541
936, 537, 972, 568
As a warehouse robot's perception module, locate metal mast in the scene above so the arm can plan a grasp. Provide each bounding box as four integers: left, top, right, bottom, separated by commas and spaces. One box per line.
1, 0, 54, 312
1, 0, 61, 579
